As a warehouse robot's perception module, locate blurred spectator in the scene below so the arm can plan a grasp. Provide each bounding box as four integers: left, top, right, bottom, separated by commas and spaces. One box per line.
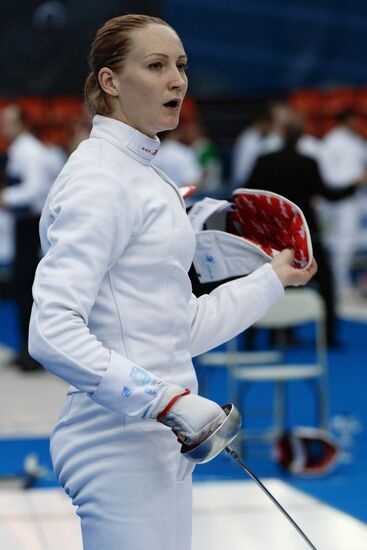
231, 103, 280, 188
154, 126, 203, 189
319, 109, 367, 297
0, 104, 62, 371
297, 130, 322, 161
0, 153, 13, 276
44, 143, 67, 180
246, 110, 367, 346
272, 102, 322, 160
155, 95, 222, 194
179, 120, 223, 193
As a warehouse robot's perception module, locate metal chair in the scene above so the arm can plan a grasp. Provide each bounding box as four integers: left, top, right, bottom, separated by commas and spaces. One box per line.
196, 345, 282, 400
231, 288, 328, 447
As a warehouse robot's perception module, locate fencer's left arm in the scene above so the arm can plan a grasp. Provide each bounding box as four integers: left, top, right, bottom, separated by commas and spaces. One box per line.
188, 262, 284, 357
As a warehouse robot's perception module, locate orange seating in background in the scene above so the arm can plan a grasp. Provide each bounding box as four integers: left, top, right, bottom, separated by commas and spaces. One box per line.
302, 116, 324, 138
356, 116, 367, 139
319, 87, 357, 117
16, 96, 48, 124
40, 125, 72, 148
0, 100, 8, 153
287, 86, 367, 137
0, 136, 7, 154
355, 87, 367, 115
318, 117, 337, 136
0, 96, 84, 150
48, 96, 84, 124
288, 90, 322, 116
45, 97, 84, 147
0, 87, 366, 152
16, 96, 84, 126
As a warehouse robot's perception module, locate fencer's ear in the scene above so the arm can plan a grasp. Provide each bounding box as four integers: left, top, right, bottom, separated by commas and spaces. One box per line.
98, 67, 119, 97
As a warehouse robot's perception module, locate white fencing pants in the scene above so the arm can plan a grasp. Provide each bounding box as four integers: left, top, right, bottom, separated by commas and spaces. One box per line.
50, 392, 195, 550
331, 199, 359, 293
318, 196, 360, 294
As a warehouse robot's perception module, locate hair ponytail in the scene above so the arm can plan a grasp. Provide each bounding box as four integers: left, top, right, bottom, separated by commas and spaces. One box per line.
84, 72, 110, 116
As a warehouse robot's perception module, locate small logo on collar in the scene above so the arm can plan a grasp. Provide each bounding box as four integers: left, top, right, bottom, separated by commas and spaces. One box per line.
141, 146, 158, 156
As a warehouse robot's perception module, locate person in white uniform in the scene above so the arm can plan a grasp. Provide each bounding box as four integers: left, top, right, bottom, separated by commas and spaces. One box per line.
231, 105, 280, 188
154, 128, 203, 188
319, 110, 367, 296
0, 104, 57, 371
28, 14, 317, 550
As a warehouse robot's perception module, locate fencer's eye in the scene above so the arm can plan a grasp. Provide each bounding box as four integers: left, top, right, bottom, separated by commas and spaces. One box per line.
177, 62, 188, 72
148, 62, 163, 71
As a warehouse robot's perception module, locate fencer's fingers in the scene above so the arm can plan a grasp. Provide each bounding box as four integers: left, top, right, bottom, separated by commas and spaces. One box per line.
272, 250, 317, 287
286, 256, 317, 287
296, 257, 317, 285
271, 248, 294, 271
305, 256, 318, 275
278, 248, 295, 263
173, 429, 186, 444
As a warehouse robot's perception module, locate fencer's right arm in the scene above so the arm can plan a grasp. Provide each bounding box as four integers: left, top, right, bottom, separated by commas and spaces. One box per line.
28, 169, 185, 421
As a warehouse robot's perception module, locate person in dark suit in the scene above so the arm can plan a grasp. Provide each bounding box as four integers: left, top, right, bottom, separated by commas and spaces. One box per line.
246, 111, 367, 346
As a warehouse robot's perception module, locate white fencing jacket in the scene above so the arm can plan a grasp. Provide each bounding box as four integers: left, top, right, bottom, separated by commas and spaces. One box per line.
29, 115, 284, 420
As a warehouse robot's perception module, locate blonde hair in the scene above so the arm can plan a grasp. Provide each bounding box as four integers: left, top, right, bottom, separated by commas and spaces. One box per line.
85, 14, 175, 116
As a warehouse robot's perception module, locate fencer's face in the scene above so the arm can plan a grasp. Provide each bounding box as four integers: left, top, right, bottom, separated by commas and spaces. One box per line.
107, 24, 188, 137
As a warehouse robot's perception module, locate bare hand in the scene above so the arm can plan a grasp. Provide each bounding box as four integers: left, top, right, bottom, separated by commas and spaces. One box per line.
271, 249, 318, 288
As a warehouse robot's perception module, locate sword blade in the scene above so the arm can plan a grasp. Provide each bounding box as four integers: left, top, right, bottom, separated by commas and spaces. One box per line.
225, 445, 317, 550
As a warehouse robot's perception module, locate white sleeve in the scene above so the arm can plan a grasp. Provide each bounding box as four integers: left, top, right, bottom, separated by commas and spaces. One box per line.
319, 137, 361, 186
231, 133, 257, 187
29, 170, 170, 418
188, 263, 284, 357
179, 149, 202, 187
2, 145, 47, 209
154, 145, 202, 187
319, 140, 339, 185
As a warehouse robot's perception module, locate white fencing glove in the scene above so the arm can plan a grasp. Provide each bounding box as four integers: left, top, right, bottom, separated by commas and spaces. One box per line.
151, 384, 227, 447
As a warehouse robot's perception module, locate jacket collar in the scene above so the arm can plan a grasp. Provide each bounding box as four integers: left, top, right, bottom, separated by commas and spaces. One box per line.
90, 115, 160, 165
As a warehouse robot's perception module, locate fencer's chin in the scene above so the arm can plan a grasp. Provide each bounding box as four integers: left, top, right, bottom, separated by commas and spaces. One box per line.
158, 122, 179, 134
166, 117, 180, 131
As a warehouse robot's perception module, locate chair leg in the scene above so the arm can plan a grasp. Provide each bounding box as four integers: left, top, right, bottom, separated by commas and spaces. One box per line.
196, 365, 208, 397
317, 379, 329, 429
234, 381, 250, 458
305, 379, 329, 430
274, 381, 286, 437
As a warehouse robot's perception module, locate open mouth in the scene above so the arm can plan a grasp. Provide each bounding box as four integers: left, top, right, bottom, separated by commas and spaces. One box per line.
163, 99, 180, 109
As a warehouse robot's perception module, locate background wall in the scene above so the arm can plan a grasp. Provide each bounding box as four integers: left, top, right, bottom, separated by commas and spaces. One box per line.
166, 0, 367, 98
0, 0, 164, 96
1, 1, 367, 98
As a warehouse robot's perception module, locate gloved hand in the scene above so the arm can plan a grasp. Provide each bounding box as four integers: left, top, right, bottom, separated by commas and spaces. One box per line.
151, 384, 227, 447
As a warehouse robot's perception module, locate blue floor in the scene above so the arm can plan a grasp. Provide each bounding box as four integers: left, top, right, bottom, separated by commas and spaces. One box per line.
194, 320, 367, 524
1, 299, 366, 524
